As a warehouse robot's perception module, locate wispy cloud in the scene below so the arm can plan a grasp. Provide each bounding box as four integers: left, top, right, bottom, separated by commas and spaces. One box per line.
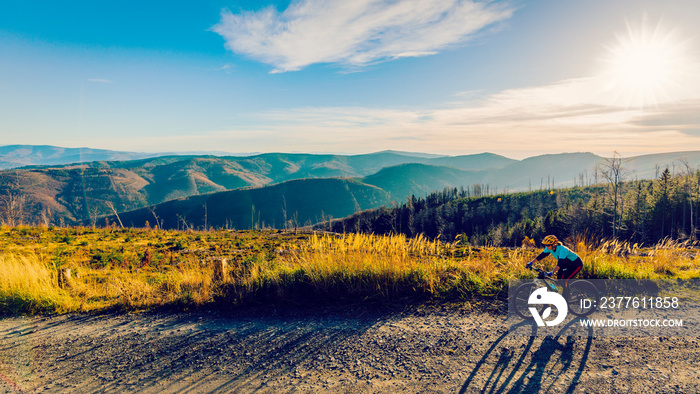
631, 100, 700, 136
87, 78, 113, 83
103, 76, 700, 158
215, 64, 236, 73
212, 0, 515, 72
209, 76, 700, 157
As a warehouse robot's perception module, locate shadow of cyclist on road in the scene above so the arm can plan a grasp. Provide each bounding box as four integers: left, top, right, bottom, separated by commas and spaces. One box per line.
459, 317, 593, 394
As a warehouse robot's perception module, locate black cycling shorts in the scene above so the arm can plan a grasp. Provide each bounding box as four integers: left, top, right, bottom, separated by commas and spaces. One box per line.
556, 257, 583, 284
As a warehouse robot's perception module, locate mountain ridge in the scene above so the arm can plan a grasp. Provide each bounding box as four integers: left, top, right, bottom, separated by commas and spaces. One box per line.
2, 145, 700, 228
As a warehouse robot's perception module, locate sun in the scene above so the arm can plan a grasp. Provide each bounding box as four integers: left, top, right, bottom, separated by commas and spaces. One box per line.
600, 16, 692, 109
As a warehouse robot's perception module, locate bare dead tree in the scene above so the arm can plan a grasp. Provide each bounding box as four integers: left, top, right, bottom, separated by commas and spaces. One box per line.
40, 206, 52, 227
176, 213, 191, 231
282, 196, 288, 230
292, 211, 299, 234
203, 203, 208, 231
0, 172, 27, 227
679, 159, 696, 241
598, 151, 627, 238
105, 201, 124, 229
89, 205, 100, 228
148, 206, 162, 229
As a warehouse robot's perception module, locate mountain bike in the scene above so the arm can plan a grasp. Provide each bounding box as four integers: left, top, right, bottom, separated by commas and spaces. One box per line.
510, 267, 599, 319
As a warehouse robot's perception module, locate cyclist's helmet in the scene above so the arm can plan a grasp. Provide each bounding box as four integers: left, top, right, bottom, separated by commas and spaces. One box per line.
542, 235, 560, 246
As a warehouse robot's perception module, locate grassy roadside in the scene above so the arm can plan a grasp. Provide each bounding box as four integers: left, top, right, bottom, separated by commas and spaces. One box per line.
1, 226, 699, 315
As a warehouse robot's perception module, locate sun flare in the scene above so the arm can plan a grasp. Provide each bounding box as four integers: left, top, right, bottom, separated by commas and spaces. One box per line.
600, 16, 693, 109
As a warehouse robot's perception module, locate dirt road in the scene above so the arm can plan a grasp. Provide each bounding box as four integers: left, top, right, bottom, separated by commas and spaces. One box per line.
1, 303, 699, 393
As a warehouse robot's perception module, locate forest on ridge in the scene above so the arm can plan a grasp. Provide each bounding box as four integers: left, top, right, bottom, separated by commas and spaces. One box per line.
324, 162, 700, 247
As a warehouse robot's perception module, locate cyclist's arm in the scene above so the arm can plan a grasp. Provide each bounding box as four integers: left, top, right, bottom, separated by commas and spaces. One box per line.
527, 251, 549, 265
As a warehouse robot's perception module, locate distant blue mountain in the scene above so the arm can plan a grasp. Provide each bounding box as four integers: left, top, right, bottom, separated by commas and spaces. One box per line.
0, 145, 253, 169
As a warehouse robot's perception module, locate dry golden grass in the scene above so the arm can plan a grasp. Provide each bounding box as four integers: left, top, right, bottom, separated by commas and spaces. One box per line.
217, 233, 545, 304
566, 236, 700, 280
0, 253, 76, 314
1, 226, 699, 315
0, 226, 222, 314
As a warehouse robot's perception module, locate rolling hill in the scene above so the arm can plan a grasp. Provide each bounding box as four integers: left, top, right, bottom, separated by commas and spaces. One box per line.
3, 146, 700, 228
363, 163, 481, 199
106, 178, 391, 230
0, 150, 514, 225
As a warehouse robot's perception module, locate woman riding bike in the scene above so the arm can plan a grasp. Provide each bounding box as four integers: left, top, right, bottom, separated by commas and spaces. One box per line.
526, 235, 583, 288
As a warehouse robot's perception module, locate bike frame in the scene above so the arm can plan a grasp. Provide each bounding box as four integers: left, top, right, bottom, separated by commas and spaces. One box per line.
513, 266, 598, 318
528, 267, 560, 292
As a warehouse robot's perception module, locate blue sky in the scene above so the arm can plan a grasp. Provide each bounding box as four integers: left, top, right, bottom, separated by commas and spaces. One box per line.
1, 0, 699, 159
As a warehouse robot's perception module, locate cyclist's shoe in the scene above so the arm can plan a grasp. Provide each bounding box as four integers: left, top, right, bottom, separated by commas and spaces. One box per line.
546, 271, 554, 276
526, 262, 533, 269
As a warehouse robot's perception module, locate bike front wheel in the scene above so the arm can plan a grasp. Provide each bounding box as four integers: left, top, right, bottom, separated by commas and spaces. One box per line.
566, 280, 599, 317
511, 283, 544, 319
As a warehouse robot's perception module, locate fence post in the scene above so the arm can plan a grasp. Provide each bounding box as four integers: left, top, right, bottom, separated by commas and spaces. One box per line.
58, 268, 72, 289
213, 258, 228, 283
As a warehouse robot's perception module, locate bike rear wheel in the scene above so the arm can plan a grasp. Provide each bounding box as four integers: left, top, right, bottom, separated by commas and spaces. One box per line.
566, 280, 599, 317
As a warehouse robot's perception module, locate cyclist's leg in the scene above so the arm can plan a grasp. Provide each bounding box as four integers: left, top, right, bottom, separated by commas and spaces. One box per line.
555, 263, 568, 295
561, 258, 583, 283
563, 265, 582, 286
559, 257, 583, 297
556, 267, 566, 280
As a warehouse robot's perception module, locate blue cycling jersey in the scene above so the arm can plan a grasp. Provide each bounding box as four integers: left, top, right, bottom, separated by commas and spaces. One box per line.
541, 244, 579, 261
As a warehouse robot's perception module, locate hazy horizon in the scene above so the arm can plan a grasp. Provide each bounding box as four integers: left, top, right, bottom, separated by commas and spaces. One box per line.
6, 143, 700, 162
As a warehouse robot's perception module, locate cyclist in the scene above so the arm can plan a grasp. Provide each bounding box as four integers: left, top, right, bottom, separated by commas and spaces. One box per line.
526, 235, 583, 287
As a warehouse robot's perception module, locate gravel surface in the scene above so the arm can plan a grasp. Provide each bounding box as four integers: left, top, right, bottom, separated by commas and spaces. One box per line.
1, 302, 699, 393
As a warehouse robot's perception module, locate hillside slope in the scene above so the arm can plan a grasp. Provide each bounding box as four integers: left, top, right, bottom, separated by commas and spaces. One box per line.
494, 152, 603, 190
108, 178, 391, 230
363, 164, 481, 199
0, 151, 513, 225
4, 148, 700, 228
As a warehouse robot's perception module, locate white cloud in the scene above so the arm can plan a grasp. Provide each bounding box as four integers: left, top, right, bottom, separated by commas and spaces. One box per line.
103, 76, 700, 158
212, 0, 515, 72
207, 76, 700, 157
215, 64, 236, 73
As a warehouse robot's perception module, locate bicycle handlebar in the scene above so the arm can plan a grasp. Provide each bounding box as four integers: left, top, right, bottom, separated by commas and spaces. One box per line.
526, 265, 553, 278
